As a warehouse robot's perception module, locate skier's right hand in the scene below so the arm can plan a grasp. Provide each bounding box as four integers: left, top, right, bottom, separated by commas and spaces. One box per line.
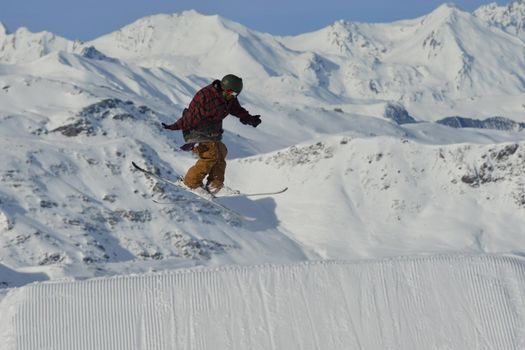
240, 115, 261, 128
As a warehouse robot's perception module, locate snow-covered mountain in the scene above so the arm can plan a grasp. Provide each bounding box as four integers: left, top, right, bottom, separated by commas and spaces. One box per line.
89, 11, 297, 80
0, 22, 80, 64
2, 3, 525, 348
0, 2, 525, 292
282, 3, 525, 120
475, 0, 525, 40
85, 5, 525, 121
4, 5, 525, 122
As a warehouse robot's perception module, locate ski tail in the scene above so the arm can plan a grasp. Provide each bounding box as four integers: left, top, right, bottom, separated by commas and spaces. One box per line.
132, 161, 183, 187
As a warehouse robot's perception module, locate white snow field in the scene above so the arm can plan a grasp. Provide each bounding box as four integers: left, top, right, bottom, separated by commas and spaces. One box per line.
1, 254, 525, 350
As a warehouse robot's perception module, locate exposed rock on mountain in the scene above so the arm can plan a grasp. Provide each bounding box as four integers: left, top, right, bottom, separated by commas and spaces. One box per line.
437, 116, 525, 130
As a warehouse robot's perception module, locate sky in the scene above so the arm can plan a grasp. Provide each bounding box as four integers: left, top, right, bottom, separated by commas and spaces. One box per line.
0, 0, 510, 41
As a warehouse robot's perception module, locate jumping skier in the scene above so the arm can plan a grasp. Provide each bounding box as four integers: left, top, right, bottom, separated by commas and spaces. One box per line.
162, 74, 262, 196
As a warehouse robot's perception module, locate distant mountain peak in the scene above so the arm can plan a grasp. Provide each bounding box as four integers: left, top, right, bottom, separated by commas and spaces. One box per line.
439, 2, 462, 10
0, 21, 8, 36
416, 2, 471, 31
87, 9, 288, 78
434, 2, 465, 13
424, 2, 468, 22
476, 0, 525, 16
0, 25, 75, 64
508, 0, 525, 14
112, 9, 231, 35
474, 0, 525, 38
90, 9, 245, 55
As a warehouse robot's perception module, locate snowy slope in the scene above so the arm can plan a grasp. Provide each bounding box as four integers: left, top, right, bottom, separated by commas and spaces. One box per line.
2, 255, 525, 350
0, 91, 310, 281
228, 135, 525, 259
1, 105, 524, 286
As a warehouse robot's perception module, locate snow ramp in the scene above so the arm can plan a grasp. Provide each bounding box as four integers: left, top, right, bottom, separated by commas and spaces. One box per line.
1, 255, 525, 349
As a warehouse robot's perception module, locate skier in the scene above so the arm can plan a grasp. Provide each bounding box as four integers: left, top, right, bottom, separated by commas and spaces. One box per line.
162, 74, 262, 196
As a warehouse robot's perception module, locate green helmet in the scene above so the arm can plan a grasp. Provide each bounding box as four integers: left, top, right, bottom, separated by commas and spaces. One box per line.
220, 74, 243, 94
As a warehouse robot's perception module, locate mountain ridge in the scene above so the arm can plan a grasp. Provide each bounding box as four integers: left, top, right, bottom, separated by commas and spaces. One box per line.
2, 5, 525, 122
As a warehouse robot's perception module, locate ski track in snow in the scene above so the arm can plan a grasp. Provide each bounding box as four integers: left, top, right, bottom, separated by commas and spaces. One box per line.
1, 254, 525, 350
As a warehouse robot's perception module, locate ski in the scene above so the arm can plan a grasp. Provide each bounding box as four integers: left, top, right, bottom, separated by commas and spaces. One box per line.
132, 161, 287, 197
132, 161, 256, 221
214, 187, 288, 198
132, 161, 184, 188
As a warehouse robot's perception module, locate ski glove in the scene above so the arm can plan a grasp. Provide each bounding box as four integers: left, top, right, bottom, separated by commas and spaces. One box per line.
162, 122, 180, 130
180, 143, 196, 152
240, 115, 261, 128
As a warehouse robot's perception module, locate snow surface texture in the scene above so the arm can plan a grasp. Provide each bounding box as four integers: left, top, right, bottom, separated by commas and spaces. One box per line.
1, 254, 525, 350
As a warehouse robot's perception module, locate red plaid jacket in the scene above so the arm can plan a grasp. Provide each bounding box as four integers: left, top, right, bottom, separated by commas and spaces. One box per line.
165, 80, 252, 140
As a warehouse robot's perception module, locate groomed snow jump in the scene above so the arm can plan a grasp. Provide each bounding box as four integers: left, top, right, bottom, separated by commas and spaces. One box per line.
1, 254, 525, 349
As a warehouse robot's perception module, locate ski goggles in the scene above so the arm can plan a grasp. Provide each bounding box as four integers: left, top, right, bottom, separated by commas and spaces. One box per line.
224, 89, 239, 97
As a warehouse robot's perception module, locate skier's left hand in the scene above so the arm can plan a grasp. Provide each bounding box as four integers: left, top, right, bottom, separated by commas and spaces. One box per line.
180, 143, 196, 151
240, 115, 261, 128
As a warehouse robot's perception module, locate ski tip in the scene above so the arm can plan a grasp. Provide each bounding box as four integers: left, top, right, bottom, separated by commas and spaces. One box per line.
131, 161, 145, 171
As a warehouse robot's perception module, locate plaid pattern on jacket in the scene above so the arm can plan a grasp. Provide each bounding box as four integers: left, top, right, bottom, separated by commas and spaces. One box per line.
166, 80, 252, 140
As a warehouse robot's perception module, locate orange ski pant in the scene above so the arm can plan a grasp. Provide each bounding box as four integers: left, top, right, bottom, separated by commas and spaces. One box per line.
183, 141, 228, 189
